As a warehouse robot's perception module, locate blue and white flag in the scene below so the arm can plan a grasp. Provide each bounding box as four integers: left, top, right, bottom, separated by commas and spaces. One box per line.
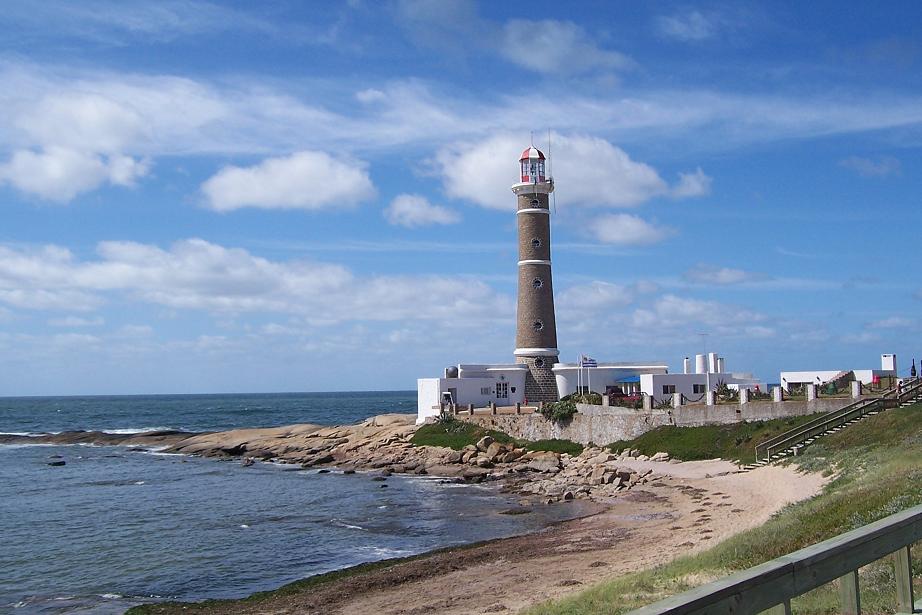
579, 355, 597, 368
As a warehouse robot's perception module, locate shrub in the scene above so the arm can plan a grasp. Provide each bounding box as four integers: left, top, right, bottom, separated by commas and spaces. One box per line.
540, 399, 577, 422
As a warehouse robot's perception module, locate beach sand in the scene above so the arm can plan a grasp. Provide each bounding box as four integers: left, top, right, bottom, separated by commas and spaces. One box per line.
143, 460, 826, 615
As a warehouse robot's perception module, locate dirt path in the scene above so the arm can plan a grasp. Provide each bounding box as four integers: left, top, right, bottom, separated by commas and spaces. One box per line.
152, 462, 826, 615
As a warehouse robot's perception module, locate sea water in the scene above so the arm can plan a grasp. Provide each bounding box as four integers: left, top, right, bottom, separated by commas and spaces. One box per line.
0, 393, 578, 614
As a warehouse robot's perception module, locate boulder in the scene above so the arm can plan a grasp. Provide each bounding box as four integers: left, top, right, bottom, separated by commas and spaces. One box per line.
588, 452, 616, 465
485, 441, 505, 461
524, 458, 561, 473
590, 466, 607, 485
302, 453, 334, 467
636, 454, 649, 461
651, 451, 670, 462
445, 450, 463, 464
462, 468, 490, 483
475, 436, 495, 452
476, 456, 494, 468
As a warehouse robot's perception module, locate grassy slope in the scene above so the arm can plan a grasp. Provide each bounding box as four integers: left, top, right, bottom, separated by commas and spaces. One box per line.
411, 419, 583, 455
607, 412, 824, 463
527, 403, 922, 615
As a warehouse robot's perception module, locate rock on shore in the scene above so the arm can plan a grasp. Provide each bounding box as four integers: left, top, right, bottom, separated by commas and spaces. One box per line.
2, 416, 671, 503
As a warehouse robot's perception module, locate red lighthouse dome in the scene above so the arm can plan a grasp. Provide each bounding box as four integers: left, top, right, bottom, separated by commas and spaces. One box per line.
520, 146, 547, 183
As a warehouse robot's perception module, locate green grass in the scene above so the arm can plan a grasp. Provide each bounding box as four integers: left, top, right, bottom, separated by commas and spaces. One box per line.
525, 439, 583, 456
607, 412, 825, 463
411, 418, 582, 455
526, 403, 922, 615
410, 419, 516, 450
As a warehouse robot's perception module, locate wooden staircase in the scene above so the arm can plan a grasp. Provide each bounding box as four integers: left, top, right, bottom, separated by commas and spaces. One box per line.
744, 378, 922, 470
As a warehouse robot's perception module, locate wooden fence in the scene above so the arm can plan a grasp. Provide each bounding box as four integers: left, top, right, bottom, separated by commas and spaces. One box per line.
626, 503, 922, 615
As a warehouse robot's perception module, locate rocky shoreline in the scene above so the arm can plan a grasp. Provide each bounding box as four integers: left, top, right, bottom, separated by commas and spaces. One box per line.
3, 413, 710, 503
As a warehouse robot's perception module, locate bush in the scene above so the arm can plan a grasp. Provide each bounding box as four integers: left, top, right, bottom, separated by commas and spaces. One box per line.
561, 392, 602, 405
540, 399, 577, 422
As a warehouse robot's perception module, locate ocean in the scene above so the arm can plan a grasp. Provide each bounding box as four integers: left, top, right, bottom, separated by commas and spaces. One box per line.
0, 392, 579, 614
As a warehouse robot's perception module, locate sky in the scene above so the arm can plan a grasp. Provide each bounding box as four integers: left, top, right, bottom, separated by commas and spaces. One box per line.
0, 0, 921, 395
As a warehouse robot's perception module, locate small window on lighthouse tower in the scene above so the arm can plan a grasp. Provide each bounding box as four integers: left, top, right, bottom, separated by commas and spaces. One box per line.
532, 320, 544, 331
530, 199, 540, 208
531, 237, 541, 248
532, 277, 543, 289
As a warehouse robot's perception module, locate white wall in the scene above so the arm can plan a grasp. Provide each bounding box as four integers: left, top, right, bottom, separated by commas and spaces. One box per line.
779, 370, 843, 392
881, 354, 897, 372
554, 365, 667, 397
640, 372, 764, 403
417, 378, 443, 423
416, 368, 528, 424
641, 373, 708, 403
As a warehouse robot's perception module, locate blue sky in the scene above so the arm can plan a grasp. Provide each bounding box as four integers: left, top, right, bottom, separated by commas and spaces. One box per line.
0, 1, 920, 395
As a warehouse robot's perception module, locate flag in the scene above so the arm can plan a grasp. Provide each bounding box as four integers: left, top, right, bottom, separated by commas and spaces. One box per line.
579, 355, 597, 368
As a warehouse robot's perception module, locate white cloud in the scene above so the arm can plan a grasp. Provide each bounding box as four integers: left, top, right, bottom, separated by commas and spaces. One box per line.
684, 264, 769, 285
500, 20, 632, 75
0, 239, 513, 325
671, 167, 712, 198
5, 62, 922, 175
48, 315, 105, 327
591, 214, 675, 246
201, 151, 376, 211
3, 0, 280, 44
558, 281, 636, 312
839, 155, 901, 177
0, 147, 148, 202
436, 133, 677, 211
744, 325, 776, 338
842, 331, 880, 344
631, 294, 765, 330
384, 194, 460, 228
869, 316, 912, 329
656, 10, 719, 42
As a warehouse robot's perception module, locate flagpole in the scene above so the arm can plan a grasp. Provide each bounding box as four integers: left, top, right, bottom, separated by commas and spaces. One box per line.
577, 355, 581, 395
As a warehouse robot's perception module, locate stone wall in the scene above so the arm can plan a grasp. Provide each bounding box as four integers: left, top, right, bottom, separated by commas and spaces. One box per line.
461, 397, 860, 446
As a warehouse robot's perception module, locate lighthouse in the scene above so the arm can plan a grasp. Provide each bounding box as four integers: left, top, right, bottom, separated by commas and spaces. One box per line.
512, 146, 560, 402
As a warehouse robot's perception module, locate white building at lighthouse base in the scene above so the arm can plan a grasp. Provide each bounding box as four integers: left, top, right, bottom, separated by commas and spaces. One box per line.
416, 351, 765, 424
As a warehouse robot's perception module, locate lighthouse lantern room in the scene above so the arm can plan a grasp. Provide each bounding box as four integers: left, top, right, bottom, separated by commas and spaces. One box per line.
520, 147, 546, 184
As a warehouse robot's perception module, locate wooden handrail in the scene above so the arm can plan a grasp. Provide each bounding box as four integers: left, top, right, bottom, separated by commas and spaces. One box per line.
754, 379, 922, 461
626, 503, 922, 615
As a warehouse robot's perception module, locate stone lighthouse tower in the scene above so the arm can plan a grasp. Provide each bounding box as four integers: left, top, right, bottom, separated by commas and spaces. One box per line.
512, 146, 560, 402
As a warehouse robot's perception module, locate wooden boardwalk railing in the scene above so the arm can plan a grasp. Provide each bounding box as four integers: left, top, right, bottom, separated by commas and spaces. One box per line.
626, 503, 922, 615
